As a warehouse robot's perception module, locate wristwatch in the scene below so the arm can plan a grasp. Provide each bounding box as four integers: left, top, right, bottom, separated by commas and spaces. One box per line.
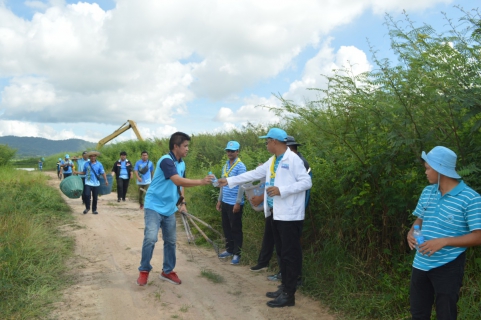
181, 201, 187, 205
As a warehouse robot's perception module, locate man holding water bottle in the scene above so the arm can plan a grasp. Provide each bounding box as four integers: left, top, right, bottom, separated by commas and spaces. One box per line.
217, 128, 311, 308
407, 146, 481, 319
216, 141, 247, 265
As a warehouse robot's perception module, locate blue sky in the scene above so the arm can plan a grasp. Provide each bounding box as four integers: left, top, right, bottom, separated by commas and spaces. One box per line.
0, 0, 478, 145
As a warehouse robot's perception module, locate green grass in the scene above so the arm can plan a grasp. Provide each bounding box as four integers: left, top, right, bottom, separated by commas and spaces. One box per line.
0, 167, 75, 319
200, 268, 225, 283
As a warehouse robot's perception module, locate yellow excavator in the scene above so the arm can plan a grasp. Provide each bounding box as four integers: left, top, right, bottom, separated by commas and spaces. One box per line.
96, 120, 144, 149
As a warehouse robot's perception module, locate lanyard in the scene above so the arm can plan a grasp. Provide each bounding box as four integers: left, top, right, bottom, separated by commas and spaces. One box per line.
223, 158, 241, 178
270, 156, 277, 179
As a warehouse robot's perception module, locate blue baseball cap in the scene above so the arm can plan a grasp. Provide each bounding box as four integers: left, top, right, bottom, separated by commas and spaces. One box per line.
58, 158, 62, 161
225, 141, 240, 151
65, 154, 70, 159
259, 128, 287, 142
421, 146, 461, 179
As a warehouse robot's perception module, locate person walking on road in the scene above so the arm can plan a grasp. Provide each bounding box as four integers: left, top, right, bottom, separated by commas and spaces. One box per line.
76, 151, 89, 205
61, 154, 73, 179
134, 151, 154, 210
216, 141, 247, 265
111, 151, 133, 202
56, 158, 62, 179
217, 128, 312, 308
136, 132, 212, 287
74, 151, 108, 215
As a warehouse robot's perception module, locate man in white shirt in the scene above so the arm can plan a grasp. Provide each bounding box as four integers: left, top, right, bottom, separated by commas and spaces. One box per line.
217, 128, 311, 308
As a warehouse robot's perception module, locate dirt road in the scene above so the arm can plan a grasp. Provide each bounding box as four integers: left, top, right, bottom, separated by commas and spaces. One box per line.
48, 172, 336, 320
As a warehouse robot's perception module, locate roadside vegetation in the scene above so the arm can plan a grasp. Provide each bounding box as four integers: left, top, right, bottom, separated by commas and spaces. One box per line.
1, 8, 481, 319
0, 145, 75, 319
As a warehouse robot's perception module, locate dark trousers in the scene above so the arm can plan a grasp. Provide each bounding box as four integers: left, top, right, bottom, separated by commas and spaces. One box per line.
63, 173, 72, 179
272, 218, 303, 295
84, 185, 99, 211
221, 202, 243, 256
81, 177, 87, 204
116, 178, 130, 200
410, 252, 466, 320
257, 214, 281, 267
138, 184, 149, 205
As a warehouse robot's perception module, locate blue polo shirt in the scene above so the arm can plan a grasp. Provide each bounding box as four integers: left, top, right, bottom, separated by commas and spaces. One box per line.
134, 159, 154, 185
220, 158, 246, 205
412, 181, 481, 271
119, 160, 129, 179
83, 161, 105, 187
77, 158, 89, 178
145, 152, 186, 216
61, 160, 72, 174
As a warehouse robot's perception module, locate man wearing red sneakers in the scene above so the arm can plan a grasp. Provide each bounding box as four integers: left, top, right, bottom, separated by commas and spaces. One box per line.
137, 132, 212, 286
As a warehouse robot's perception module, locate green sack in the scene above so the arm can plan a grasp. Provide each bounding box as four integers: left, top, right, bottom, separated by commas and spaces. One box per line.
59, 175, 84, 199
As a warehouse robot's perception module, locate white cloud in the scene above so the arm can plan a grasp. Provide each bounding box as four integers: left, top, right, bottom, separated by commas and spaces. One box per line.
214, 95, 280, 125
0, 0, 455, 135
284, 41, 372, 103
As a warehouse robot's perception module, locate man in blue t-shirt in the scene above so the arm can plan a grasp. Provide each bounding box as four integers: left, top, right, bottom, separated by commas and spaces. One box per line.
134, 150, 154, 210
407, 146, 481, 319
61, 154, 73, 179
111, 151, 133, 202
216, 141, 247, 265
56, 158, 62, 179
76, 151, 89, 205
137, 132, 212, 287
75, 151, 108, 215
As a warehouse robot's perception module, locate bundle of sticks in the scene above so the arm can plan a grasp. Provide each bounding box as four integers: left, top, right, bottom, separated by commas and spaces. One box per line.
180, 210, 225, 255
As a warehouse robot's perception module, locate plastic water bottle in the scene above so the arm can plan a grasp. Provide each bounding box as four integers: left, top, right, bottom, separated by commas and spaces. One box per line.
413, 225, 425, 250
208, 171, 219, 187
253, 183, 264, 196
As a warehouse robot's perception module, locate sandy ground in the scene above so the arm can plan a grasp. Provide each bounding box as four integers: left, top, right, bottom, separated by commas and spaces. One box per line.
47, 172, 336, 320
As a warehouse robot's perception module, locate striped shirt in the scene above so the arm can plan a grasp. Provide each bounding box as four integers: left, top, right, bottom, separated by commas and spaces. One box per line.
220, 158, 246, 205
412, 181, 481, 271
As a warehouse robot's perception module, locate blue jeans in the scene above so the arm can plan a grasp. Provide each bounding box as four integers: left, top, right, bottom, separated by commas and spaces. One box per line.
139, 208, 177, 273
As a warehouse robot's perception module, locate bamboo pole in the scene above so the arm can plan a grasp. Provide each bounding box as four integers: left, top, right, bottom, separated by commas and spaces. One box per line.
181, 211, 224, 240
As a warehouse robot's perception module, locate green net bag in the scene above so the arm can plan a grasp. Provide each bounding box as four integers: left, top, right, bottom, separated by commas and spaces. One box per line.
59, 175, 84, 199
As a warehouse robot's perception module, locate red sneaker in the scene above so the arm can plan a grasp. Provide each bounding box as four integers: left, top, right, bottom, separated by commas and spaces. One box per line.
137, 271, 149, 286
160, 271, 181, 285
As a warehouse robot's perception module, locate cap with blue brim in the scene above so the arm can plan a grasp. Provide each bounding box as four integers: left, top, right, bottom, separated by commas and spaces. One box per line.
259, 128, 287, 142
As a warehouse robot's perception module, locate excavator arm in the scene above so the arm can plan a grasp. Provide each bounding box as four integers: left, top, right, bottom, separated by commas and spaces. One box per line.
96, 120, 144, 149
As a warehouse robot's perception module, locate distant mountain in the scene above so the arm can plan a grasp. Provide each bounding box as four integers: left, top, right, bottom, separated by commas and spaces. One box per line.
0, 136, 96, 158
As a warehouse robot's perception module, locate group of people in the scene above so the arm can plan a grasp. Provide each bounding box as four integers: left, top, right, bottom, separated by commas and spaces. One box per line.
132, 128, 481, 317
48, 127, 481, 316
54, 150, 154, 215
135, 128, 313, 308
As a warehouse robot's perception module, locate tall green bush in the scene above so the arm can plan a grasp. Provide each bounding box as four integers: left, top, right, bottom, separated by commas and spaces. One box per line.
0, 144, 17, 165
272, 8, 481, 318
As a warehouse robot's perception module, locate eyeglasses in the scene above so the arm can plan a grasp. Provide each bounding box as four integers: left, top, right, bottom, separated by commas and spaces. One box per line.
226, 150, 238, 153
265, 139, 273, 145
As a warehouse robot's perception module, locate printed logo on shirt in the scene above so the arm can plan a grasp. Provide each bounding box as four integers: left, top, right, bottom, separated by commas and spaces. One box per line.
281, 163, 289, 169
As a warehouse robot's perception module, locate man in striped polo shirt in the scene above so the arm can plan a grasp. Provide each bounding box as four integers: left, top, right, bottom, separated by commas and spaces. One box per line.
216, 141, 247, 265
407, 146, 481, 320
